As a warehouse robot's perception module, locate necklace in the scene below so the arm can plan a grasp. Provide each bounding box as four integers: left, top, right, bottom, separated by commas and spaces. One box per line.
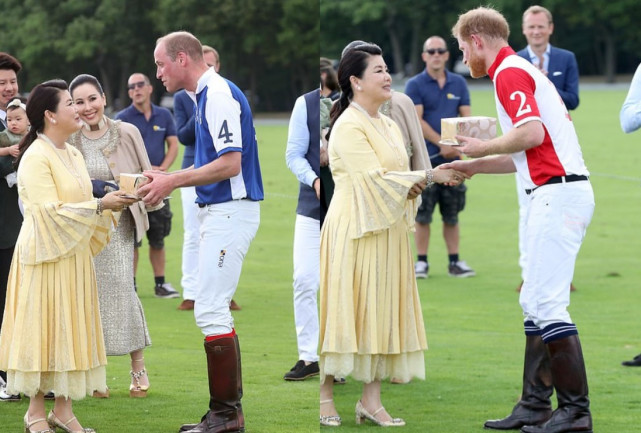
350, 101, 405, 168
84, 115, 107, 132
39, 133, 88, 197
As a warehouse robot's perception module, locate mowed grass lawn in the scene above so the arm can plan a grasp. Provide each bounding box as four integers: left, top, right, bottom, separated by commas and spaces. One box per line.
3, 87, 641, 432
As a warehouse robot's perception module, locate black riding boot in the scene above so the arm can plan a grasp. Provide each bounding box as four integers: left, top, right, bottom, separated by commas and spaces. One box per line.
521, 335, 592, 433
485, 334, 553, 430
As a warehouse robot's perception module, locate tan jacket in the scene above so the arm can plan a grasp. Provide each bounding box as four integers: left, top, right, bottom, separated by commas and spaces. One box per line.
70, 118, 161, 242
382, 91, 432, 171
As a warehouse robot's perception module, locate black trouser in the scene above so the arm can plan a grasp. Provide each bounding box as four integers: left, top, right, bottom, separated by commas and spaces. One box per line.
0, 246, 14, 383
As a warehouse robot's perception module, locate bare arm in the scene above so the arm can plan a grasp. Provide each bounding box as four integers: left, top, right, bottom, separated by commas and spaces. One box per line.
157, 135, 179, 172
415, 104, 441, 144
139, 151, 241, 206
440, 155, 516, 178
456, 120, 544, 158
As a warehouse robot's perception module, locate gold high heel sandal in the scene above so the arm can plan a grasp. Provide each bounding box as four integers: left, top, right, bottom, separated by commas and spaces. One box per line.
130, 357, 150, 398
355, 400, 405, 427
24, 413, 55, 433
47, 411, 95, 433
320, 399, 342, 427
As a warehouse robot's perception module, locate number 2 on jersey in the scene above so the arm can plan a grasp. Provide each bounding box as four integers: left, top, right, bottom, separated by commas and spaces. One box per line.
510, 90, 532, 117
218, 120, 234, 143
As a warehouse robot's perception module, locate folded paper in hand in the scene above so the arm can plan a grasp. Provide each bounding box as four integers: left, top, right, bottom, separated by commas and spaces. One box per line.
119, 173, 148, 197
440, 116, 497, 146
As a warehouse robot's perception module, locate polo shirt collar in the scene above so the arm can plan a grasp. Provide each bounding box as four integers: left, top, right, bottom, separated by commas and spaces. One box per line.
488, 46, 516, 81
196, 67, 217, 94
130, 103, 156, 118
424, 68, 453, 84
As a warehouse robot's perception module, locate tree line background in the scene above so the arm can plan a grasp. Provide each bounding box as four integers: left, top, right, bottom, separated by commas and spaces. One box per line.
321, 0, 641, 83
4, 0, 639, 113
0, 0, 318, 112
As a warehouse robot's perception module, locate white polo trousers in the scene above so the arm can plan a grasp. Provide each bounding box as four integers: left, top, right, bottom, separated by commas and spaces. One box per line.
292, 214, 320, 362
195, 200, 260, 336
515, 174, 529, 278
180, 185, 200, 301
519, 181, 594, 330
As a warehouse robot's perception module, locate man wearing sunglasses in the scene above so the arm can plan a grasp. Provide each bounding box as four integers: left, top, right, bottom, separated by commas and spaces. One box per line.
116, 73, 179, 300
405, 36, 475, 280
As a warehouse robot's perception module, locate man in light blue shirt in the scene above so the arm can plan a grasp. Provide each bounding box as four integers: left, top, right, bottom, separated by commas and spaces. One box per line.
620, 63, 641, 134
283, 89, 320, 381
619, 62, 641, 367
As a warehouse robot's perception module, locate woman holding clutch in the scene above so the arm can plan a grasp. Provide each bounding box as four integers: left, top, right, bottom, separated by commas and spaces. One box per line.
0, 79, 136, 433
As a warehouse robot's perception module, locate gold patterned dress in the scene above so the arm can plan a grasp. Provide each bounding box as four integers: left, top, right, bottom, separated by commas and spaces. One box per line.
0, 137, 116, 399
319, 106, 428, 384
70, 124, 151, 356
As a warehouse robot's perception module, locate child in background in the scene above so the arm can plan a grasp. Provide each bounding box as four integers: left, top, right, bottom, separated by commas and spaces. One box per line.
0, 98, 28, 187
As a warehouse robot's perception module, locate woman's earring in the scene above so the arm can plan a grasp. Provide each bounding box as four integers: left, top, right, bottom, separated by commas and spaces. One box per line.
356, 85, 362, 91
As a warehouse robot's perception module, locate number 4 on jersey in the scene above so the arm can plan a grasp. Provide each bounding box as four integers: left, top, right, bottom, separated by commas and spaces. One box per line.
218, 120, 234, 143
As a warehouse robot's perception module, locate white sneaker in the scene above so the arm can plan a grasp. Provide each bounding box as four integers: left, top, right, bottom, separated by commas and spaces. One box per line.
154, 282, 180, 299
448, 260, 476, 278
0, 384, 20, 401
414, 261, 429, 279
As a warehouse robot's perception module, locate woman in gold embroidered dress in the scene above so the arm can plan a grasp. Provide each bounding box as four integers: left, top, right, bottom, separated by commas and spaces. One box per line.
319, 43, 464, 427
0, 80, 136, 433
69, 74, 154, 398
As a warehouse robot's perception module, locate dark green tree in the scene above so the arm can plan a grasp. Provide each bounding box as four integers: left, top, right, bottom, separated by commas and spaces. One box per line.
0, 0, 318, 111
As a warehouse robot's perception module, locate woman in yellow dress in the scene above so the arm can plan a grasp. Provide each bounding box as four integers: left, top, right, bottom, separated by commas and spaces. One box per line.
0, 80, 137, 433
319, 43, 464, 427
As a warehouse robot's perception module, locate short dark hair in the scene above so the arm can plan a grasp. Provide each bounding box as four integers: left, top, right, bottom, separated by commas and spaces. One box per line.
320, 58, 339, 93
0, 52, 21, 73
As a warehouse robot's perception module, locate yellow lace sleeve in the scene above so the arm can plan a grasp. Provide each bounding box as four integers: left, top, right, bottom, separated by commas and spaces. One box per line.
19, 201, 117, 265
350, 168, 425, 239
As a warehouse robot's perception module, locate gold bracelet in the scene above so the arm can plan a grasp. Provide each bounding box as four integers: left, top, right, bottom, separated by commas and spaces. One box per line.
425, 169, 434, 187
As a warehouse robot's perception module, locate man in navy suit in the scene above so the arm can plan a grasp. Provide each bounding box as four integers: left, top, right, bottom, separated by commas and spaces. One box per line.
517, 5, 579, 110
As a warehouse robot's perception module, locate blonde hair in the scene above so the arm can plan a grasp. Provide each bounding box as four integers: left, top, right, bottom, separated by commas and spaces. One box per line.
523, 5, 553, 24
202, 45, 219, 65
452, 6, 510, 42
157, 31, 204, 62
202, 45, 218, 57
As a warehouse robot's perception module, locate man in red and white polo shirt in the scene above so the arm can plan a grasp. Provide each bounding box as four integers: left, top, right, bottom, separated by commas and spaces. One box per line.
445, 6, 594, 433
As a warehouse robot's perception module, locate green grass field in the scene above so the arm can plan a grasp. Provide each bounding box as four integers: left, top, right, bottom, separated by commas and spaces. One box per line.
3, 88, 641, 432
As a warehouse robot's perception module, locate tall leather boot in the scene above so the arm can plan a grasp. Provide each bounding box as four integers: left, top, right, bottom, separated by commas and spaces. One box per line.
485, 335, 553, 430
521, 335, 592, 433
183, 333, 245, 433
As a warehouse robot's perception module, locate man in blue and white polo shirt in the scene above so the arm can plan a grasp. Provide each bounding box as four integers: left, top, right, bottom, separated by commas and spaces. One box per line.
141, 31, 263, 433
